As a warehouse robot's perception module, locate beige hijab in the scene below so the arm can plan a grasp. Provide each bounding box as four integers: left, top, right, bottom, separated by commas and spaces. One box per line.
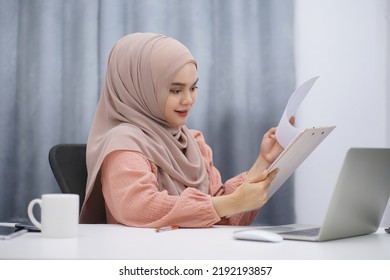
80, 33, 208, 223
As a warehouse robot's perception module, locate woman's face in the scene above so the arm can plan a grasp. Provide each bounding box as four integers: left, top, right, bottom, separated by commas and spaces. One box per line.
165, 63, 198, 127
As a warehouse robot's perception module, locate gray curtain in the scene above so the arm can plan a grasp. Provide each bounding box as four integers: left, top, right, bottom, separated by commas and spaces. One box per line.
0, 0, 295, 225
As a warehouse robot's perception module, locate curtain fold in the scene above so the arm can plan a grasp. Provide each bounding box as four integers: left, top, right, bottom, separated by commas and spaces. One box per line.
0, 0, 295, 225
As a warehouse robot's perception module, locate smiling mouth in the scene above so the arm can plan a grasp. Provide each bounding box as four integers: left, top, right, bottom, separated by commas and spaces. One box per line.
175, 110, 189, 117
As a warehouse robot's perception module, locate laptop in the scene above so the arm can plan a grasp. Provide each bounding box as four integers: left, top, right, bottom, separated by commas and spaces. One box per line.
264, 148, 390, 241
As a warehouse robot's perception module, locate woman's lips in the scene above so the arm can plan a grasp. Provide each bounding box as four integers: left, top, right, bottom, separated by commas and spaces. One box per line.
175, 110, 188, 117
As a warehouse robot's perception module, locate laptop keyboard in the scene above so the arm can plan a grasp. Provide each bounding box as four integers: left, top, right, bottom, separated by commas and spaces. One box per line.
280, 227, 321, 237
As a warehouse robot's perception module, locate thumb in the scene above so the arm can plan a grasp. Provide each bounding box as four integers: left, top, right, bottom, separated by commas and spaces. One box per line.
248, 169, 268, 183
265, 168, 279, 183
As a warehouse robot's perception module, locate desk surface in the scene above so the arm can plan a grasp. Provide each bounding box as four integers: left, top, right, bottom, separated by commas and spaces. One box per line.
0, 224, 389, 260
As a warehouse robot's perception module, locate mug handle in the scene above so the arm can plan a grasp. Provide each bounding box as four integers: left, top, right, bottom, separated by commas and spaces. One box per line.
27, 198, 42, 230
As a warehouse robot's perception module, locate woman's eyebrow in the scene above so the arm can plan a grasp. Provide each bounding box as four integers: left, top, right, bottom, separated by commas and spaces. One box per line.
171, 82, 186, 86
171, 78, 199, 87
193, 78, 199, 86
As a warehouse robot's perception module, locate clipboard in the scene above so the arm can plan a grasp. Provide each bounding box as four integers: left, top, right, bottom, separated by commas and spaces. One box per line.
265, 76, 336, 199
267, 125, 335, 198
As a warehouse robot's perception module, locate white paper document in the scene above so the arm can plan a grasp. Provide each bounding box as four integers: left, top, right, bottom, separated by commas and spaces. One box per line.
266, 77, 336, 199
275, 76, 319, 148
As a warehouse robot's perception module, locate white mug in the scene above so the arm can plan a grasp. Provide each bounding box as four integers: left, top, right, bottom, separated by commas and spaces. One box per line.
28, 193, 79, 238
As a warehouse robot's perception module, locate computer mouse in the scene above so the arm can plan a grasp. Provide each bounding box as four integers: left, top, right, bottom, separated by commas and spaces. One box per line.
233, 229, 283, 243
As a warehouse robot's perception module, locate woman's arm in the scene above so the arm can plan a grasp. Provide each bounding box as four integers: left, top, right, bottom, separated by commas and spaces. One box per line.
211, 170, 277, 218
101, 150, 221, 228
193, 130, 277, 225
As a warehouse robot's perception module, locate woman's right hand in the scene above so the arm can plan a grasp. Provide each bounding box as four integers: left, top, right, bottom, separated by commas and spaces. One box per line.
211, 169, 278, 218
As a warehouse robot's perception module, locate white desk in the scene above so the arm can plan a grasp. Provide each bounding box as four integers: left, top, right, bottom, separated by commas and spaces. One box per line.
0, 224, 389, 259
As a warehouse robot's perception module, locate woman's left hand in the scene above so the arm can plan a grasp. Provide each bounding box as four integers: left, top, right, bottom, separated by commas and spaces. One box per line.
259, 127, 283, 165
246, 127, 282, 182
246, 117, 294, 182
260, 116, 294, 165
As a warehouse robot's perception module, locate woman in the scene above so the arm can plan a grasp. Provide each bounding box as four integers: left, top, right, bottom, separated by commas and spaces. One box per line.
79, 33, 282, 228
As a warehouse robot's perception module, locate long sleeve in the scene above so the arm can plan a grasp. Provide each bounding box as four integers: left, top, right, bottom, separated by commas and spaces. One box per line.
193, 130, 259, 225
101, 150, 221, 228
101, 130, 259, 228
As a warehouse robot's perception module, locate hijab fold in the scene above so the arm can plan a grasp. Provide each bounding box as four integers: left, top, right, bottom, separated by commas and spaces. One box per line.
80, 33, 208, 223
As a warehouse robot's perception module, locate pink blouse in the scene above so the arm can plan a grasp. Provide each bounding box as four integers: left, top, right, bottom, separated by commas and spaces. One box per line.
101, 130, 259, 228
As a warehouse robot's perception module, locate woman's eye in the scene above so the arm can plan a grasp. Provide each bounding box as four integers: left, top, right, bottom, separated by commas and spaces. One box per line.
169, 89, 182, 94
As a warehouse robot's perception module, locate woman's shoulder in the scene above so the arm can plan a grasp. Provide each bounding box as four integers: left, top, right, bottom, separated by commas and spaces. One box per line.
189, 129, 209, 151
103, 149, 157, 173
189, 129, 213, 161
189, 129, 205, 143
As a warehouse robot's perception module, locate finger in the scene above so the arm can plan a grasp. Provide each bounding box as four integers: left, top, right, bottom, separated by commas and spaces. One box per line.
250, 168, 278, 185
248, 170, 268, 183
268, 127, 277, 137
273, 141, 284, 153
263, 127, 277, 139
264, 168, 278, 183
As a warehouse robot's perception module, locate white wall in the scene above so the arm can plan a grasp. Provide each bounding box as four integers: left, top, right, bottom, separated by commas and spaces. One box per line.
294, 0, 390, 226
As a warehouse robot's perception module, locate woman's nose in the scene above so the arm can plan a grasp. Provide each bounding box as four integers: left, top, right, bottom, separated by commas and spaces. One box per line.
181, 91, 194, 104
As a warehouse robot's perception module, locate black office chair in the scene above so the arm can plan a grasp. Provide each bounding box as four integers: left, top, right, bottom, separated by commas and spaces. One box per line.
48, 144, 87, 210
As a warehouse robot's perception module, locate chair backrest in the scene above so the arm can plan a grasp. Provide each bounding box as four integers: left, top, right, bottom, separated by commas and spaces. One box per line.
48, 144, 87, 209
